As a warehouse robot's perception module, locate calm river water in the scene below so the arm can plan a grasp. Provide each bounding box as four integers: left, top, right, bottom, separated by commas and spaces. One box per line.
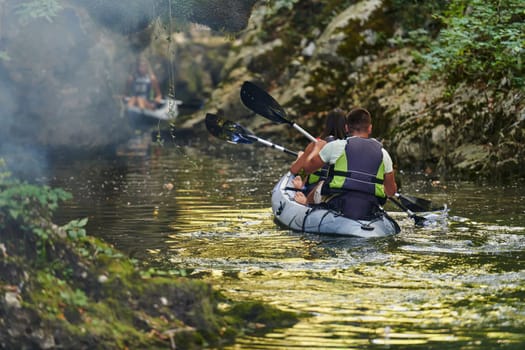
47, 133, 525, 350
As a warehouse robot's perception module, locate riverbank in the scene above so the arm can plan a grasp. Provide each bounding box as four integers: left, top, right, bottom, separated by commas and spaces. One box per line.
0, 170, 299, 349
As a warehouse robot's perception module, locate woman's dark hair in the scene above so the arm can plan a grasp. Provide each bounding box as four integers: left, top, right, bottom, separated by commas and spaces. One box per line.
320, 108, 347, 140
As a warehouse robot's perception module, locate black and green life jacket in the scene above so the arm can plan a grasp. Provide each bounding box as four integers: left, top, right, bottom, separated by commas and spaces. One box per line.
326, 137, 386, 199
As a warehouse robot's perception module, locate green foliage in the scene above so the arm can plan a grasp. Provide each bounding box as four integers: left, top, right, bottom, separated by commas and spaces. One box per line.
0, 159, 10, 181
0, 50, 10, 62
0, 161, 72, 241
15, 0, 64, 24
388, 0, 448, 32
168, 0, 193, 21
93, 245, 124, 259
35, 272, 88, 316
140, 266, 188, 279
60, 288, 89, 307
61, 218, 88, 240
0, 182, 72, 239
389, 28, 433, 49
423, 0, 525, 88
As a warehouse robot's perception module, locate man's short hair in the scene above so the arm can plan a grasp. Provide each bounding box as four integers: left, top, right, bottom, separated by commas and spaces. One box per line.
346, 108, 371, 133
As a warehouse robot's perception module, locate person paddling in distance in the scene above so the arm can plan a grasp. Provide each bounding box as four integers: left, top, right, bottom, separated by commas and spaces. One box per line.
125, 55, 163, 110
290, 108, 347, 204
291, 107, 398, 220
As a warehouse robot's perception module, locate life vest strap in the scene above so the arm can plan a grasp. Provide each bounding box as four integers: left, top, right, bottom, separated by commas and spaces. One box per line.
331, 170, 384, 184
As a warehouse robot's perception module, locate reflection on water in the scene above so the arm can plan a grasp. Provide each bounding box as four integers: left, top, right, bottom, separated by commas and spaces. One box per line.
49, 139, 525, 349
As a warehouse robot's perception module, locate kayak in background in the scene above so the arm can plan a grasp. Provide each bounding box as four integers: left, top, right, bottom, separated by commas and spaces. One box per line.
124, 97, 182, 126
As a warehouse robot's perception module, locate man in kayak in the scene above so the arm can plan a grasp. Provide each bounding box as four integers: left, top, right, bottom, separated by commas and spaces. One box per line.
125, 55, 163, 110
290, 107, 397, 220
290, 108, 347, 204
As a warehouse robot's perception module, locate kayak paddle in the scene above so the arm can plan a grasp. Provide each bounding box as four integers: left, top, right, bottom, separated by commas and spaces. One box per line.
205, 113, 298, 157
394, 193, 438, 212
240, 81, 318, 143
240, 82, 439, 213
205, 113, 437, 226
388, 196, 429, 227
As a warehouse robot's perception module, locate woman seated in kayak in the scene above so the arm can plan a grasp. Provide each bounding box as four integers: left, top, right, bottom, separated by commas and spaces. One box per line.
290, 107, 398, 221
290, 108, 346, 204
125, 55, 162, 110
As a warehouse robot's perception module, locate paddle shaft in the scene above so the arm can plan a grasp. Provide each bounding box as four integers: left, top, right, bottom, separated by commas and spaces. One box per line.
394, 192, 433, 212
247, 135, 298, 157
388, 196, 427, 226
292, 123, 318, 143
240, 81, 318, 143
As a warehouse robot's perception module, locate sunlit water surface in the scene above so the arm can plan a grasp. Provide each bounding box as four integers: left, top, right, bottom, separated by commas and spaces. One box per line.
48, 138, 525, 349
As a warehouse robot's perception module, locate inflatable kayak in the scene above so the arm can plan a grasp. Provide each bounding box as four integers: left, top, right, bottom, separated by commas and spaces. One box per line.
125, 98, 182, 125
271, 172, 401, 238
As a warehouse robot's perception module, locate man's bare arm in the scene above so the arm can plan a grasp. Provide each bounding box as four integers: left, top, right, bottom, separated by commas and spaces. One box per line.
383, 171, 397, 197
302, 152, 326, 174
290, 140, 325, 175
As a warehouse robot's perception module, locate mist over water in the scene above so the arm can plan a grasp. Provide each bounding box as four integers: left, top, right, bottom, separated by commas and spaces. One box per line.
0, 2, 135, 179
0, 0, 256, 180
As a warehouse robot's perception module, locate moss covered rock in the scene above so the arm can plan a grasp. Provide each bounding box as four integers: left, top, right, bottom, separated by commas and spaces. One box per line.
193, 0, 524, 180
0, 176, 299, 349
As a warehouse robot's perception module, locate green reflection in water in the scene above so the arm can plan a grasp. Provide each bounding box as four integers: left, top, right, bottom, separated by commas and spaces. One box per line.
49, 142, 525, 349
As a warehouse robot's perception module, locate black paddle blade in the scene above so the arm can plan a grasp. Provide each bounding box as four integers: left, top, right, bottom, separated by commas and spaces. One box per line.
205, 113, 255, 144
398, 194, 436, 212
412, 214, 429, 227
388, 196, 429, 227
240, 81, 289, 124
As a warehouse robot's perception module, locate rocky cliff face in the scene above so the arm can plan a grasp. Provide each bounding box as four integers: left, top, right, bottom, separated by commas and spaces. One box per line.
197, 0, 524, 180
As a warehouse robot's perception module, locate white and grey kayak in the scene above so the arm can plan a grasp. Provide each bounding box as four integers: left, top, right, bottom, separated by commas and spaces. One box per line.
271, 172, 401, 238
